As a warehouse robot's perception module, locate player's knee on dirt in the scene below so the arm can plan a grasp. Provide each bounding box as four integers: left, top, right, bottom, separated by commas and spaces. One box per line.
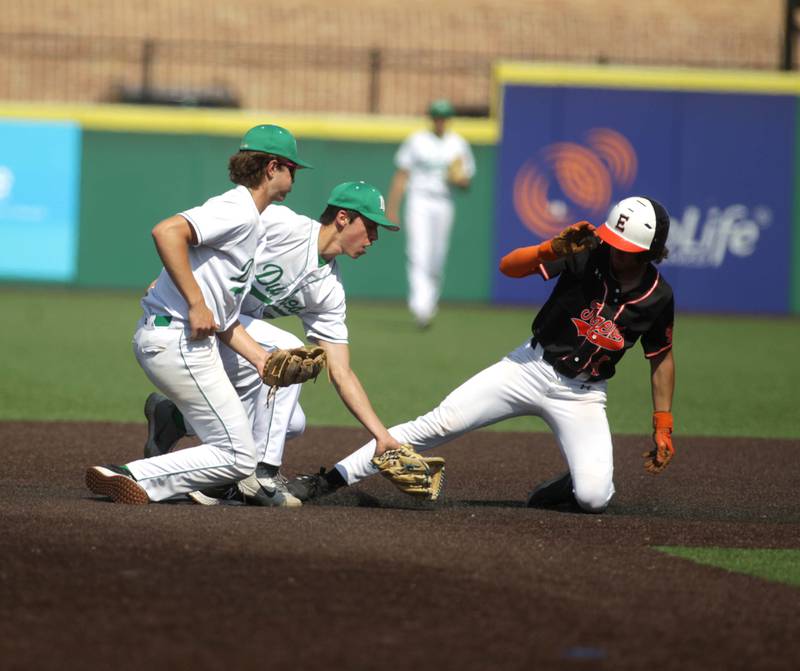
232, 453, 258, 480
226, 435, 258, 479
572, 473, 614, 514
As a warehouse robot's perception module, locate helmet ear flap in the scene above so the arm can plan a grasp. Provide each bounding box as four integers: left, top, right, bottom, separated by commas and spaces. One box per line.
642, 197, 670, 261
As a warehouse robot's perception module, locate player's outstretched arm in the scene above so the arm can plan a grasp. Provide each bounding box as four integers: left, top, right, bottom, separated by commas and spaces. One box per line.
644, 349, 675, 474
152, 215, 217, 340
499, 222, 596, 278
316, 339, 402, 456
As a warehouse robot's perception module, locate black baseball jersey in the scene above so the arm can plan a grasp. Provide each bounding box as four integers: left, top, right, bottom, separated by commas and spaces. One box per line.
531, 243, 674, 382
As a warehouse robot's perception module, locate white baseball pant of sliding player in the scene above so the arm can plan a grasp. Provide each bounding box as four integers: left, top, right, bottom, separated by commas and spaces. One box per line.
333, 340, 615, 512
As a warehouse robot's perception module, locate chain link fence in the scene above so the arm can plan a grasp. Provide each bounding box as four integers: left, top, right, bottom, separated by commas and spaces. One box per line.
0, 1, 788, 115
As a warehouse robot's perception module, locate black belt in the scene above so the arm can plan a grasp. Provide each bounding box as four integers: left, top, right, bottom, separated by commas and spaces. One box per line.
530, 337, 559, 367
531, 337, 594, 382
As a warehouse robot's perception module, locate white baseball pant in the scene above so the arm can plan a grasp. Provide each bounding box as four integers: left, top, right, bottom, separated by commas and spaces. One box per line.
405, 191, 454, 324
127, 318, 257, 501
334, 340, 615, 512
219, 315, 306, 467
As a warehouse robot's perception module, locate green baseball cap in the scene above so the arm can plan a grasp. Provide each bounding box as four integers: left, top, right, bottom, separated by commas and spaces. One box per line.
239, 124, 312, 168
428, 99, 455, 118
327, 181, 400, 231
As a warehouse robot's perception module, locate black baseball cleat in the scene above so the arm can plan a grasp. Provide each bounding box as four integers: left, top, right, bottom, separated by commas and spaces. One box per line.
143, 393, 186, 458
526, 471, 576, 508
286, 467, 346, 502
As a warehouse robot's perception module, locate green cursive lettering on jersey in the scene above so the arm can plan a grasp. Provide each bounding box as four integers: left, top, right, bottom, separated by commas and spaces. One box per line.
229, 258, 254, 295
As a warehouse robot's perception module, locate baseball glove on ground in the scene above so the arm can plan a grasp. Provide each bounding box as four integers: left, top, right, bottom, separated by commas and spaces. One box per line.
643, 411, 674, 474
550, 221, 598, 257
262, 346, 327, 387
371, 445, 445, 501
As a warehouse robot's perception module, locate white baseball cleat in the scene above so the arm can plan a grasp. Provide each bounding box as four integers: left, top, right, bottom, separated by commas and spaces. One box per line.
238, 467, 303, 508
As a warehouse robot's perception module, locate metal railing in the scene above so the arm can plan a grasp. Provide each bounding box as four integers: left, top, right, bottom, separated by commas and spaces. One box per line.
0, 24, 790, 115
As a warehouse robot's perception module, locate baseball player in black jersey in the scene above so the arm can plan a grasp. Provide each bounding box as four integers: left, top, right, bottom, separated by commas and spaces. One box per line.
287, 196, 676, 512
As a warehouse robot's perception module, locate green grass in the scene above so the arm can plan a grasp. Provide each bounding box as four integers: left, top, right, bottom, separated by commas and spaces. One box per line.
656, 547, 800, 587
1, 285, 798, 438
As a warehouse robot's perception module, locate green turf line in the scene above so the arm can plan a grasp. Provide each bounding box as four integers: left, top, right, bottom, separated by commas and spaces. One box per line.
655, 547, 800, 587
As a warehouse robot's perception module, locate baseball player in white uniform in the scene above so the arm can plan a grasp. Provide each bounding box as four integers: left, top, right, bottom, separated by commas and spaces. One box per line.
287, 197, 676, 512
142, 181, 406, 506
85, 124, 311, 504
386, 99, 476, 328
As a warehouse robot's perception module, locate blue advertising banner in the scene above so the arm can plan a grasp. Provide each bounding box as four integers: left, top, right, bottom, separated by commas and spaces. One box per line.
494, 84, 795, 313
0, 120, 81, 281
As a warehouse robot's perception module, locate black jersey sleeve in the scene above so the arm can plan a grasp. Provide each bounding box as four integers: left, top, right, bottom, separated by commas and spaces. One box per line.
540, 248, 592, 281
641, 295, 674, 358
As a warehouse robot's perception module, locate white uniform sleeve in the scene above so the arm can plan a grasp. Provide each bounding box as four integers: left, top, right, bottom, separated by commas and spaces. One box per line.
240, 291, 266, 319
302, 280, 349, 344
181, 194, 253, 250
394, 135, 416, 171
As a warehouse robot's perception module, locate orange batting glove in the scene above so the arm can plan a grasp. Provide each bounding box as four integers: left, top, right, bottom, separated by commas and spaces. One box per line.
643, 411, 674, 474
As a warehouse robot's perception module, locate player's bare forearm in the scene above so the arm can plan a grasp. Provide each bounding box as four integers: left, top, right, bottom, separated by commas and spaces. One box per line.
219, 321, 268, 377
649, 350, 675, 412
499, 241, 559, 278
151, 217, 202, 300
318, 340, 399, 453
152, 215, 217, 338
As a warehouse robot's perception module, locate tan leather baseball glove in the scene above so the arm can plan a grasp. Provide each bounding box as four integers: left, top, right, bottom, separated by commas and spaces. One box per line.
371, 445, 446, 501
262, 346, 327, 387
550, 221, 598, 257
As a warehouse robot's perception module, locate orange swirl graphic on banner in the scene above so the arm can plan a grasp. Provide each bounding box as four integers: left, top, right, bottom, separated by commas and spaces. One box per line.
512, 128, 639, 238
512, 165, 563, 238
545, 143, 611, 213
586, 128, 637, 187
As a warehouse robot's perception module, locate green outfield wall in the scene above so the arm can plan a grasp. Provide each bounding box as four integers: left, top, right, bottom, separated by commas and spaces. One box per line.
77, 127, 494, 301
2, 70, 800, 313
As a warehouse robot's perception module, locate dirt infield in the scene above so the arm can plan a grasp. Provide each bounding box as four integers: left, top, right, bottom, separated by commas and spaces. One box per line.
1, 421, 797, 670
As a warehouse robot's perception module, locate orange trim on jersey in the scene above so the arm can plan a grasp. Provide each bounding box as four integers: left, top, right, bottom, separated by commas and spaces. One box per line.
644, 343, 673, 358
499, 240, 559, 278
626, 271, 661, 306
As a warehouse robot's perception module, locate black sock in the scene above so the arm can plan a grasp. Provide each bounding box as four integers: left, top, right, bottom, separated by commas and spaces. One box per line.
172, 408, 187, 435
324, 467, 346, 489
260, 463, 280, 477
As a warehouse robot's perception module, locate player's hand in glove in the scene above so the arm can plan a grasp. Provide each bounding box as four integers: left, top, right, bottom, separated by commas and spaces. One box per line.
643, 411, 674, 474
371, 445, 446, 501
447, 156, 470, 188
262, 346, 327, 387
550, 221, 598, 257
